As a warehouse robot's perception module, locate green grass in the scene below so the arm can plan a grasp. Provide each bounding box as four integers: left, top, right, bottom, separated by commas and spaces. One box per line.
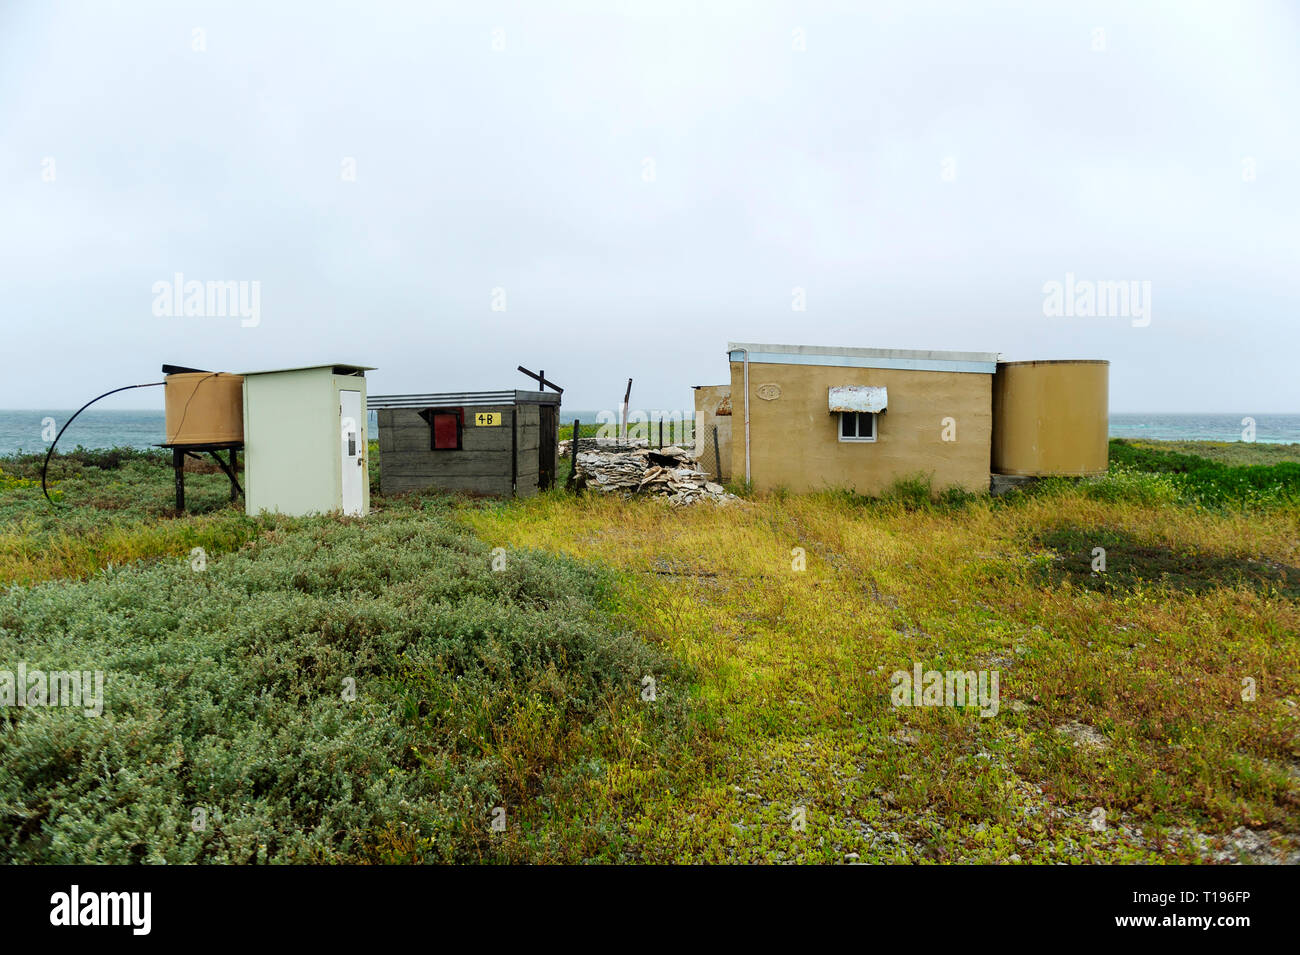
466, 471, 1300, 862
557, 422, 603, 441
0, 495, 696, 863
1105, 439, 1300, 506
1121, 438, 1300, 467
0, 448, 267, 586
3, 439, 1298, 863
1034, 524, 1300, 597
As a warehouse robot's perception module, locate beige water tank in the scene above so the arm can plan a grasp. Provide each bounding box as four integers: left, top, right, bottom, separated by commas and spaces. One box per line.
164, 372, 245, 445
992, 360, 1108, 476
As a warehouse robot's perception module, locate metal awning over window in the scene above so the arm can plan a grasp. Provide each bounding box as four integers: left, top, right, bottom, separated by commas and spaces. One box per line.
828, 386, 888, 414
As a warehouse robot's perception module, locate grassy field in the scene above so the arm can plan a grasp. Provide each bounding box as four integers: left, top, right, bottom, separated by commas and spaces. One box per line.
1119, 439, 1300, 466
1, 439, 1297, 863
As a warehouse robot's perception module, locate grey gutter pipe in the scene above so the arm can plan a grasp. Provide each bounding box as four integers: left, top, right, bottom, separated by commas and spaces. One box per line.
736, 346, 751, 482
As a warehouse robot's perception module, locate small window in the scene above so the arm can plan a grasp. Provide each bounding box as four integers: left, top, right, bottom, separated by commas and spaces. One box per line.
419, 407, 464, 450
839, 411, 876, 442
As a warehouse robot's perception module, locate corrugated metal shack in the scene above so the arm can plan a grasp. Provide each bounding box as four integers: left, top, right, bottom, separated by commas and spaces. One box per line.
372, 389, 560, 498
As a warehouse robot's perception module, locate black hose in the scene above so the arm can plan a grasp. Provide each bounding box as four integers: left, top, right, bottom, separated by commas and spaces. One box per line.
41, 382, 165, 506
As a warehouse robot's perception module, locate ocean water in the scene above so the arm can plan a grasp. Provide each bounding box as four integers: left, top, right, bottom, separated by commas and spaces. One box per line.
0, 410, 170, 457
1107, 413, 1300, 444
1, 410, 1297, 457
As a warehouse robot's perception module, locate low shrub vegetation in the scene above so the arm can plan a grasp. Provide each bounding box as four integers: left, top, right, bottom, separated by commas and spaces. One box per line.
3, 439, 1298, 863
0, 502, 695, 863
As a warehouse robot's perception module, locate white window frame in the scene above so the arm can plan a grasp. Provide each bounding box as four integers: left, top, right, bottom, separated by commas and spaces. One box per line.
838, 411, 877, 443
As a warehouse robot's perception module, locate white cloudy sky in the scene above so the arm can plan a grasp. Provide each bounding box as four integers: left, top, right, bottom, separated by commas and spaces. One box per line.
3, 0, 1298, 412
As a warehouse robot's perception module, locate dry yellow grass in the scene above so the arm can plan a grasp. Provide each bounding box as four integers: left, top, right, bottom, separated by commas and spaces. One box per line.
0, 515, 261, 586
465, 489, 1300, 862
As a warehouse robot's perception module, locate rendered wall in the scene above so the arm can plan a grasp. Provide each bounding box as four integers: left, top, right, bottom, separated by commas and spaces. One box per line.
727, 361, 992, 495
692, 385, 732, 482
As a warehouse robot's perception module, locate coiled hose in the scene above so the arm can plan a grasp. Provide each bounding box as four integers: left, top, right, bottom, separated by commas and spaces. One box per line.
41, 382, 164, 505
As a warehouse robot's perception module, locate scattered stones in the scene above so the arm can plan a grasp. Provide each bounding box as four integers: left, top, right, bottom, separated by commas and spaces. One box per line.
1055, 720, 1110, 751
889, 728, 922, 746
1204, 826, 1300, 865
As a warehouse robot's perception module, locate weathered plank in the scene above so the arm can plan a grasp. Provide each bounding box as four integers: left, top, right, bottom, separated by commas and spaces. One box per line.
382, 474, 513, 496
380, 449, 513, 477
379, 402, 556, 499
383, 407, 515, 452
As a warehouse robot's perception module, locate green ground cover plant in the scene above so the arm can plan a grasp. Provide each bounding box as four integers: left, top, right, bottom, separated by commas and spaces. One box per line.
0, 500, 694, 862
2, 439, 1297, 863
1106, 439, 1300, 506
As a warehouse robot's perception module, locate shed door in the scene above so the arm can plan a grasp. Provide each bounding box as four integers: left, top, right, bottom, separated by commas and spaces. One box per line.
538, 403, 557, 490
340, 390, 364, 516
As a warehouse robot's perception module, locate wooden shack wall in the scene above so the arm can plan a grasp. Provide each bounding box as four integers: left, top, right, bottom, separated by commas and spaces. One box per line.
516, 403, 546, 497
379, 405, 517, 497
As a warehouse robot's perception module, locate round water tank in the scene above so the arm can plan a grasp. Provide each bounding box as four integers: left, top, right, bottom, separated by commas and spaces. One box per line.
992, 360, 1108, 476
164, 372, 244, 445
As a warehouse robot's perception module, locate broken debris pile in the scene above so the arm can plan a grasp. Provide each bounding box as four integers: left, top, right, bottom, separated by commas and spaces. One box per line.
574, 445, 738, 505
558, 437, 647, 458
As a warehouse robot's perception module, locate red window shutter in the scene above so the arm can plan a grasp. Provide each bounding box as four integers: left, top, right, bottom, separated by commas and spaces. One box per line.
432, 413, 459, 449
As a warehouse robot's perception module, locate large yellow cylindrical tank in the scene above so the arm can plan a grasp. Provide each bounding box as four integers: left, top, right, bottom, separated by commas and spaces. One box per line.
992, 360, 1108, 476
164, 372, 245, 445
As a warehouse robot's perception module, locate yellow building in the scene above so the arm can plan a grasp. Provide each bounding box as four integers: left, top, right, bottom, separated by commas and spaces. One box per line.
701, 342, 1108, 496
691, 384, 732, 482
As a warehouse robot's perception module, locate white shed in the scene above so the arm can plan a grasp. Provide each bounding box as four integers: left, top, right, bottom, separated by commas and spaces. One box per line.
240, 363, 374, 517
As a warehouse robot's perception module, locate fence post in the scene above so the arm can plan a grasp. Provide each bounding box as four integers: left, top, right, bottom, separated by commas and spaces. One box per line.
566, 418, 581, 492
713, 426, 721, 482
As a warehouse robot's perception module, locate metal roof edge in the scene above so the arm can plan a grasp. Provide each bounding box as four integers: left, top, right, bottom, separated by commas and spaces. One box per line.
239, 363, 376, 376
726, 342, 1000, 364
727, 343, 997, 375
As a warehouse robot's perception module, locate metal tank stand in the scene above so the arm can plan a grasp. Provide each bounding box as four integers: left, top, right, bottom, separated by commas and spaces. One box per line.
158, 442, 244, 512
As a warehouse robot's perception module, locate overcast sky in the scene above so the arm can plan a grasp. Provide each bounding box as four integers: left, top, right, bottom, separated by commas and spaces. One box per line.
3, 0, 1297, 413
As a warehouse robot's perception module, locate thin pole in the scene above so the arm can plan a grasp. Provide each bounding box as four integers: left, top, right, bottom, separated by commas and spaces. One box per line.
620, 378, 632, 444
567, 418, 581, 492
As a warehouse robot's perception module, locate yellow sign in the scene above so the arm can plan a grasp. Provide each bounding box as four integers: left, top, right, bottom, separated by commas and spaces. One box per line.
474, 412, 502, 427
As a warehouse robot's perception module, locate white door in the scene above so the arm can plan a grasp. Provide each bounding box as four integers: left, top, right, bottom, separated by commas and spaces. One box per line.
339, 390, 364, 516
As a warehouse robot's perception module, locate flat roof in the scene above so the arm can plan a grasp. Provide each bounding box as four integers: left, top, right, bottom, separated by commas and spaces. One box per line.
727, 342, 999, 375
369, 389, 561, 408
997, 359, 1109, 366
239, 363, 375, 376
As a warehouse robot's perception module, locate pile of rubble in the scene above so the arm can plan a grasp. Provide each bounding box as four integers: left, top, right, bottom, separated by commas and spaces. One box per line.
573, 445, 738, 506
557, 437, 647, 458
